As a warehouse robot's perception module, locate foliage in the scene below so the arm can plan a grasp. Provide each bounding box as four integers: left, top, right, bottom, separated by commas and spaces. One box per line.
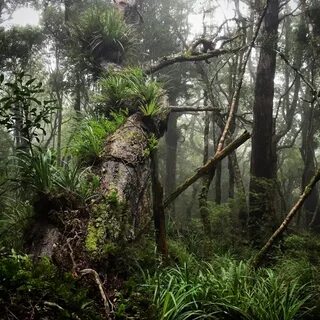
13, 148, 99, 204
70, 5, 136, 73
143, 134, 158, 157
16, 148, 56, 194
69, 111, 127, 164
96, 67, 165, 115
0, 251, 101, 319
0, 72, 56, 148
282, 233, 320, 266
0, 25, 44, 69
143, 257, 313, 320
0, 201, 33, 249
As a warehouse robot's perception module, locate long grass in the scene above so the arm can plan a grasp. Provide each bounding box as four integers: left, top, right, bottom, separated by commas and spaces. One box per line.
143, 257, 312, 320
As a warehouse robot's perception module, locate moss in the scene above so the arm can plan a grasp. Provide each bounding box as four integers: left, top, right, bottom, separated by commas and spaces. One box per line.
85, 222, 105, 253
85, 190, 132, 258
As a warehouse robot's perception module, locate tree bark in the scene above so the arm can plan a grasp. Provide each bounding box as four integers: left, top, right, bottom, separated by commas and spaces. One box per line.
165, 112, 178, 217
249, 0, 279, 245
151, 150, 168, 257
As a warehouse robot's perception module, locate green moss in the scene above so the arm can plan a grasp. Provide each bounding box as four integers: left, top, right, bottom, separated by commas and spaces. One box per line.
85, 190, 132, 258
85, 222, 105, 253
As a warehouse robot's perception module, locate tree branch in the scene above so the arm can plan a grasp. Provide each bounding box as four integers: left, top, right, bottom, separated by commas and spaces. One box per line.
251, 168, 320, 269
169, 106, 219, 112
143, 46, 245, 75
164, 130, 251, 208
80, 269, 112, 317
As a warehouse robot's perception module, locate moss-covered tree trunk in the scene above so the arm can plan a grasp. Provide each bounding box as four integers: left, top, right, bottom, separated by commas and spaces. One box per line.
86, 113, 166, 255
28, 112, 167, 263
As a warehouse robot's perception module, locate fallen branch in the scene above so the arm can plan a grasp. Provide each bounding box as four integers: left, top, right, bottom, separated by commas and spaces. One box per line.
143, 46, 245, 75
251, 168, 320, 269
164, 130, 251, 208
80, 268, 112, 318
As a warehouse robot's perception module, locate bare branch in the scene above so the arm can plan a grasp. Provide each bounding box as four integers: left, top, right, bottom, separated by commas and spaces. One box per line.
80, 269, 112, 317
169, 106, 219, 112
143, 46, 245, 75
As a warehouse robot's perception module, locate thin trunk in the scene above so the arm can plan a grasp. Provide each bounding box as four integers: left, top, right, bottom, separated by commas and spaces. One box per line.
186, 185, 198, 222
199, 106, 213, 236
228, 155, 235, 199
151, 150, 168, 257
215, 162, 222, 204
165, 111, 178, 217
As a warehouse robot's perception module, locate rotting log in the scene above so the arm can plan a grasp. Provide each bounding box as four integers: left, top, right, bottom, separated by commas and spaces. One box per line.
164, 130, 251, 208
252, 168, 320, 269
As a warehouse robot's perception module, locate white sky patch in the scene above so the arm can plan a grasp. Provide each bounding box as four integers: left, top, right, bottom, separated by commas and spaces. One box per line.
1, 7, 40, 28
190, 0, 249, 37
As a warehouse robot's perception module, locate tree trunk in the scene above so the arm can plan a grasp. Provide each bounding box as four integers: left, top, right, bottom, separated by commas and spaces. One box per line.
228, 154, 235, 199
27, 112, 168, 260
252, 168, 320, 268
151, 150, 168, 257
300, 100, 320, 230
249, 0, 279, 246
165, 112, 178, 217
215, 162, 222, 204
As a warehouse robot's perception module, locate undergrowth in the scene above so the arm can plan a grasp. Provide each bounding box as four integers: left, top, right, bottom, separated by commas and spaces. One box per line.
0, 251, 101, 319
142, 256, 313, 320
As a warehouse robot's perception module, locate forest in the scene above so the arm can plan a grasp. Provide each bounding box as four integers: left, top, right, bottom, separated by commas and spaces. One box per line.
0, 0, 320, 319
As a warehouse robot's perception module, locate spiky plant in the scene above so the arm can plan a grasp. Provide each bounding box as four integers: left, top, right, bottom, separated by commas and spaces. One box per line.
97, 68, 165, 115
71, 6, 136, 73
